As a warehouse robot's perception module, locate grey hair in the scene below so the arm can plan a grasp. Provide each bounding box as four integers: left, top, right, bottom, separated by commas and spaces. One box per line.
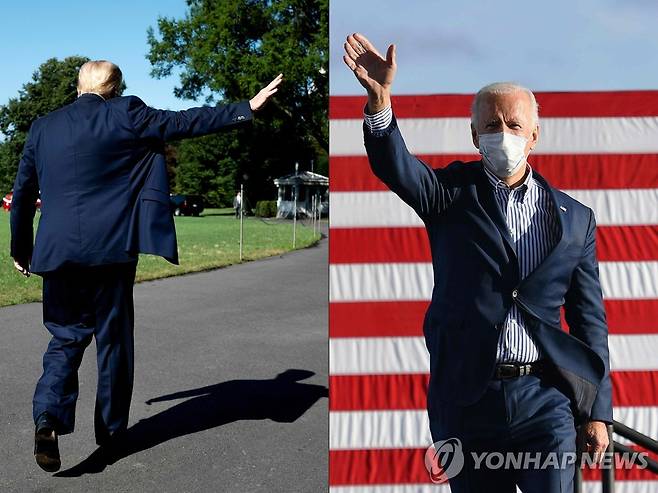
470, 82, 539, 126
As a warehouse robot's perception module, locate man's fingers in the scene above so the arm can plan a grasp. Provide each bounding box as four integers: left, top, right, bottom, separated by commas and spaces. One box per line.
265, 75, 283, 91
270, 73, 284, 86
592, 446, 606, 464
261, 74, 283, 94
386, 44, 396, 67
13, 260, 30, 277
344, 41, 360, 61
586, 440, 609, 464
353, 33, 383, 58
347, 33, 378, 59
343, 55, 357, 71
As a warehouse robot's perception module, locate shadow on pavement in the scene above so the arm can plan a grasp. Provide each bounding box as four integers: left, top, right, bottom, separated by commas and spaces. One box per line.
54, 369, 327, 477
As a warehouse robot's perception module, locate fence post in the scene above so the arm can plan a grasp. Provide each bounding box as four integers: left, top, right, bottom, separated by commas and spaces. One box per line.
239, 184, 244, 262
313, 194, 317, 236
292, 184, 297, 249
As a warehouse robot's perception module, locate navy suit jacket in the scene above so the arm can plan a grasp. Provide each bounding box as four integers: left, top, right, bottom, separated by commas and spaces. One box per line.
364, 117, 613, 425
10, 93, 252, 274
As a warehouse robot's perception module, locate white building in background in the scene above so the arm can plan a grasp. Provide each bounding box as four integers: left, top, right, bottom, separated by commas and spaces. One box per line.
274, 170, 328, 219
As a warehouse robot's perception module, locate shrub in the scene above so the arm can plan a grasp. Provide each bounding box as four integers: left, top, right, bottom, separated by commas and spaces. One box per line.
255, 200, 277, 217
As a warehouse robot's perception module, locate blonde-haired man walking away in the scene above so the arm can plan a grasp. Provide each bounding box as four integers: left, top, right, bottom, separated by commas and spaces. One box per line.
10, 60, 282, 472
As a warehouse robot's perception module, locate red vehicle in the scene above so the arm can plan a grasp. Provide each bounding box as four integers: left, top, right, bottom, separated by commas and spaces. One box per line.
2, 192, 41, 211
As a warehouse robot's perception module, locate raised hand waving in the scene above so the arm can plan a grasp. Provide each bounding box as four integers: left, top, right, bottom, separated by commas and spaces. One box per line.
343, 33, 396, 113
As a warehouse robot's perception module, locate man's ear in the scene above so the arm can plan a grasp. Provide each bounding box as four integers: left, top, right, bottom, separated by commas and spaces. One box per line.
471, 124, 479, 149
529, 124, 540, 150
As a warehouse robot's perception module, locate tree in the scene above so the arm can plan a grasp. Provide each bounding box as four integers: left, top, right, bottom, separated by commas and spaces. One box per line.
146, 0, 328, 203
0, 56, 90, 192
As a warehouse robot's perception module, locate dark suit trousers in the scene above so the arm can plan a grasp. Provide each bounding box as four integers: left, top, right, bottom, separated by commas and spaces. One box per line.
430, 373, 577, 493
33, 261, 137, 444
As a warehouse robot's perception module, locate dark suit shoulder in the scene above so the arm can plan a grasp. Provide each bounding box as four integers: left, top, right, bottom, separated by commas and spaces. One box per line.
108, 95, 146, 111
434, 160, 483, 188
552, 188, 592, 219
34, 102, 73, 126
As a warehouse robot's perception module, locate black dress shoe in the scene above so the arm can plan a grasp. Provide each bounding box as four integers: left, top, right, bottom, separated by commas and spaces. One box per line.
34, 414, 61, 472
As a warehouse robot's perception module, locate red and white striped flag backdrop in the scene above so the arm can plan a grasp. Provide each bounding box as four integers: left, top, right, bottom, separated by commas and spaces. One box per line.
329, 92, 658, 493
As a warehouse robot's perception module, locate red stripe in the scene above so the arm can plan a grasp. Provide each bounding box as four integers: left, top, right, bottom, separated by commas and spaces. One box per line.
329, 299, 658, 337
329, 448, 429, 485
329, 228, 431, 264
329, 155, 658, 192
329, 91, 658, 119
329, 226, 658, 264
329, 372, 658, 411
329, 448, 658, 485
330, 374, 428, 411
330, 301, 428, 338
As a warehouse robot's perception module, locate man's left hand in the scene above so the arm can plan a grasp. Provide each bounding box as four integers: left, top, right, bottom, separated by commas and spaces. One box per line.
578, 420, 609, 463
249, 74, 283, 112
13, 256, 31, 277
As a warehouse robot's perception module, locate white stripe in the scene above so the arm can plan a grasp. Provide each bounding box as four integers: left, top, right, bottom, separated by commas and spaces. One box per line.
330, 337, 429, 375
329, 262, 658, 302
609, 334, 658, 370
329, 335, 658, 375
614, 406, 658, 446
329, 190, 658, 228
330, 410, 431, 449
329, 407, 658, 450
330, 117, 658, 156
329, 263, 432, 302
330, 483, 658, 493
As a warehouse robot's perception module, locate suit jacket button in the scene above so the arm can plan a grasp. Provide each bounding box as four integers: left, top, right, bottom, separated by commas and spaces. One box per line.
512, 289, 518, 298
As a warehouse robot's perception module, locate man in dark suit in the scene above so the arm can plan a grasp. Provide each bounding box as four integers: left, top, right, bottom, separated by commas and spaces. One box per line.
343, 34, 612, 492
10, 60, 282, 472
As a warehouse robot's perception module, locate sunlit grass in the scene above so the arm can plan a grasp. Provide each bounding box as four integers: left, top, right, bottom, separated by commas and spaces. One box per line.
0, 208, 320, 307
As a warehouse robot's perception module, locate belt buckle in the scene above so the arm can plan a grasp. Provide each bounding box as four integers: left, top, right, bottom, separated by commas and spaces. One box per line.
497, 364, 518, 379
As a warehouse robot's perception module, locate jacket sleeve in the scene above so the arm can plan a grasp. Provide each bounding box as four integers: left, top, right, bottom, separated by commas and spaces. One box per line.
563, 208, 613, 424
363, 114, 457, 221
126, 96, 253, 142
10, 125, 39, 260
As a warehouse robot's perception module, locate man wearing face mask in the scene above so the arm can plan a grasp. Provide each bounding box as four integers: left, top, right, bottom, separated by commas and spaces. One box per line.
344, 34, 612, 493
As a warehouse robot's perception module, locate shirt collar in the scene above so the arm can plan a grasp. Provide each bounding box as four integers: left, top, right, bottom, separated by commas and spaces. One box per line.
77, 92, 106, 101
483, 162, 535, 197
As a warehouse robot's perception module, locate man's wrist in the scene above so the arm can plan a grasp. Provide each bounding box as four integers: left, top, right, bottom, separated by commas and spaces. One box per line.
364, 105, 392, 133
366, 91, 391, 114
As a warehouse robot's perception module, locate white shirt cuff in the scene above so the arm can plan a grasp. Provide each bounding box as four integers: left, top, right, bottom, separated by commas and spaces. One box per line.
364, 105, 393, 132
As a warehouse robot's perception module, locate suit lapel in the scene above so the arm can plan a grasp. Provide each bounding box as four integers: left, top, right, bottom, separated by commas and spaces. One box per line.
521, 169, 570, 281
475, 162, 571, 281
475, 162, 517, 258
528, 169, 570, 264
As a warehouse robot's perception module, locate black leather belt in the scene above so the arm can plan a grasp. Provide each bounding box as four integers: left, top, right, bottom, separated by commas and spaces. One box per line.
493, 360, 545, 379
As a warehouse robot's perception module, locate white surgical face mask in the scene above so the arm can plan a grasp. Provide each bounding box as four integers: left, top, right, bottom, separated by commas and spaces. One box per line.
477, 132, 528, 178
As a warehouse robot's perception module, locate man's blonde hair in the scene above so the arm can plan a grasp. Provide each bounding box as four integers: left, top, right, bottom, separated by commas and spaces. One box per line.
77, 60, 122, 99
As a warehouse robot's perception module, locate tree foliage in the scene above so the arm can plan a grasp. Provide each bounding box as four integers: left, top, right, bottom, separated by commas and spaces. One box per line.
147, 0, 328, 205
0, 56, 90, 192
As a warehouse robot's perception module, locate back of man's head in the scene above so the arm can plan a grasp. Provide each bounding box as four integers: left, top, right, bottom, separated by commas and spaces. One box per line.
77, 60, 123, 99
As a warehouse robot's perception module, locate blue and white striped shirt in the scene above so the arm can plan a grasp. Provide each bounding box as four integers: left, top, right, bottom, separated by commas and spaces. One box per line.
483, 165, 560, 363
365, 107, 561, 364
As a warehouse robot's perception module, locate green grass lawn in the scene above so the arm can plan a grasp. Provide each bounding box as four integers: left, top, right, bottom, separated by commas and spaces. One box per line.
0, 208, 321, 307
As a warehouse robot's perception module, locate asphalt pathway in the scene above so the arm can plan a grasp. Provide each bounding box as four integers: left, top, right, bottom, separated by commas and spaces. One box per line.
0, 237, 328, 493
